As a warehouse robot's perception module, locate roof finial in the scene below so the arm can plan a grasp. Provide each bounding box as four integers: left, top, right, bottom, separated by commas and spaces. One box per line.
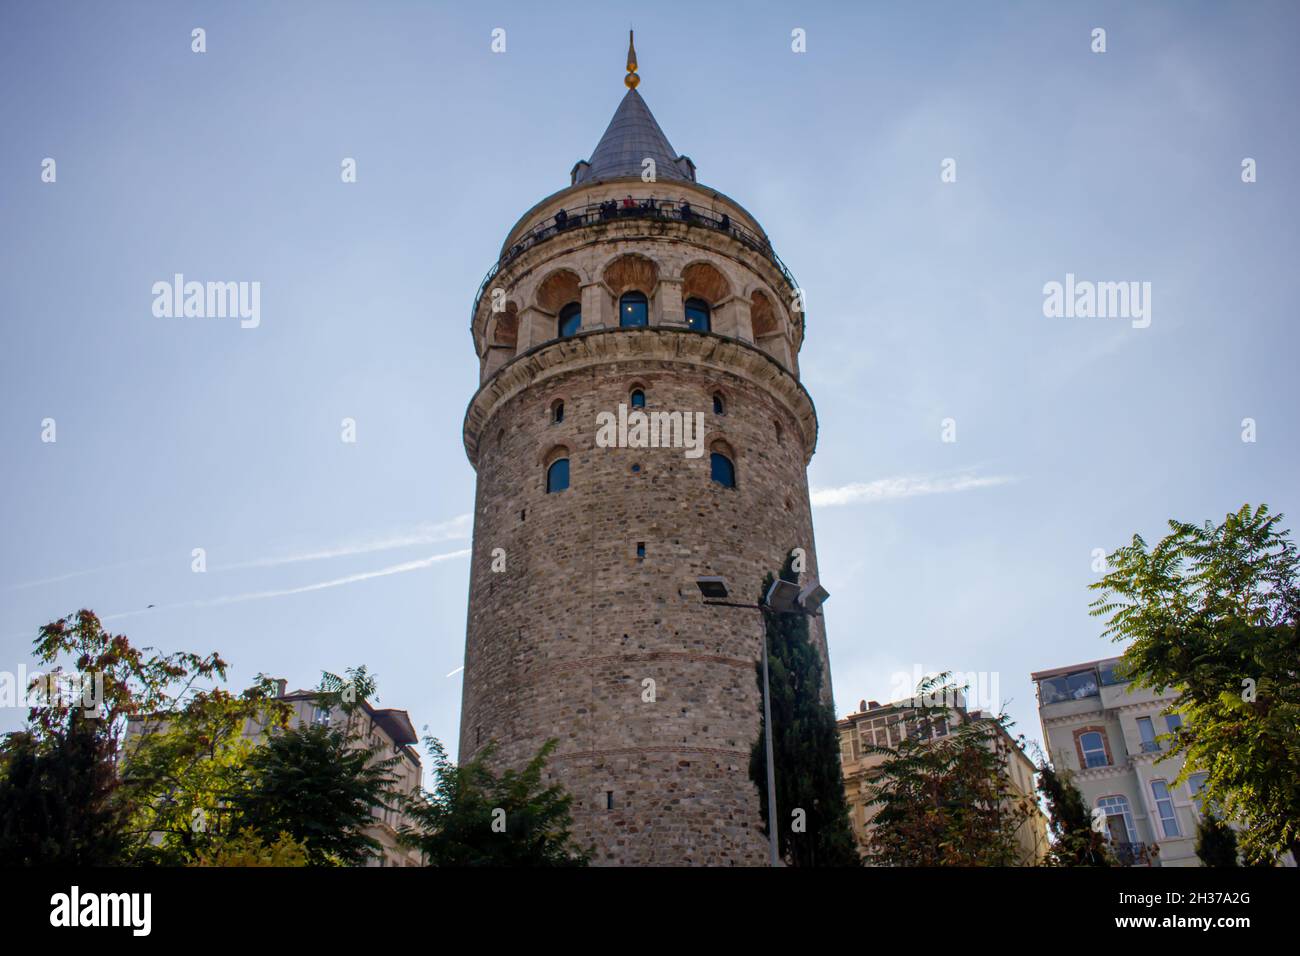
625, 29, 639, 89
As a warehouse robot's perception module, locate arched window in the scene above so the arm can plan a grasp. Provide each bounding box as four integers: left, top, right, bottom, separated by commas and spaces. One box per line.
558, 302, 581, 338
619, 291, 648, 328
630, 388, 646, 409
1096, 795, 1137, 844
546, 458, 569, 493
685, 297, 711, 333
712, 392, 725, 415
710, 451, 736, 488
551, 399, 564, 424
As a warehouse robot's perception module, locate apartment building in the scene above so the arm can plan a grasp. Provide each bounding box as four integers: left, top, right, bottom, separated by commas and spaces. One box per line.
838, 695, 1048, 865
1031, 656, 1202, 867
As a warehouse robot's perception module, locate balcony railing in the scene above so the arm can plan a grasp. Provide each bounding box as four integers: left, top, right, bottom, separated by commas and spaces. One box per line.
468, 197, 801, 333
1114, 841, 1151, 866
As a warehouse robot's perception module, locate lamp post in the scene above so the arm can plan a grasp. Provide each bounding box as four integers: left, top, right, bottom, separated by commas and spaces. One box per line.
695, 574, 829, 868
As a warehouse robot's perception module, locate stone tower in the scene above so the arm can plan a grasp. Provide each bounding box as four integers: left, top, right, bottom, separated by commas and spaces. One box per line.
458, 35, 828, 866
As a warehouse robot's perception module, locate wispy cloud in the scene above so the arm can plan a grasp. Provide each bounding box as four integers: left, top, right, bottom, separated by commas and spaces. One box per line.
214, 514, 472, 570
4, 556, 168, 592
811, 473, 1019, 508
4, 516, 474, 592
101, 548, 471, 622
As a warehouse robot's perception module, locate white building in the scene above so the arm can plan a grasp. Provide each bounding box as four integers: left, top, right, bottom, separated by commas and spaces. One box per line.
1032, 656, 1203, 866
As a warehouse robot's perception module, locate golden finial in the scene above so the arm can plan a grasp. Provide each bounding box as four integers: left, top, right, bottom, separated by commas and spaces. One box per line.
625, 30, 639, 89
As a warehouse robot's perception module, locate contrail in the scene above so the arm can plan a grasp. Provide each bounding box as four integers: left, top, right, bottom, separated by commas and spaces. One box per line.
214, 514, 472, 570
4, 555, 168, 592
810, 473, 1018, 507
101, 548, 471, 622
3, 515, 472, 591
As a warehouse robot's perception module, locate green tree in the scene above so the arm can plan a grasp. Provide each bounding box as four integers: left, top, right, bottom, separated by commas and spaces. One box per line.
120, 680, 289, 865
1035, 761, 1116, 867
401, 738, 588, 866
863, 676, 1036, 866
749, 557, 859, 867
189, 828, 310, 867
0, 725, 127, 866
0, 610, 227, 866
1090, 504, 1300, 864
230, 721, 397, 866
1195, 813, 1240, 867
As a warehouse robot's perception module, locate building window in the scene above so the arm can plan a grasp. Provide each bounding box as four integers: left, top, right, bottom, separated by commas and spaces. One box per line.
1187, 772, 1211, 815
312, 706, 331, 726
551, 399, 564, 424
1165, 712, 1183, 734
1078, 730, 1109, 768
710, 451, 736, 488
1039, 669, 1101, 704
636, 542, 645, 560
1096, 795, 1138, 845
630, 388, 646, 409
606, 791, 615, 810
558, 301, 581, 337
1151, 780, 1181, 837
685, 297, 711, 332
1137, 716, 1159, 753
620, 291, 648, 327
546, 458, 569, 493
712, 392, 725, 415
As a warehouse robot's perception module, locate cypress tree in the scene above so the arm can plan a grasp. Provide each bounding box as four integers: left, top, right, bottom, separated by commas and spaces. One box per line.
748, 555, 859, 866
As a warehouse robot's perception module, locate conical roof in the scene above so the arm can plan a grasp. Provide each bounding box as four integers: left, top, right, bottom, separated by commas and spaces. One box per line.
572, 88, 695, 185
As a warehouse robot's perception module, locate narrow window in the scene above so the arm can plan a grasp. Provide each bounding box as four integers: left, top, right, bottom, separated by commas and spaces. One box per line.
1187, 772, 1211, 815
606, 791, 615, 810
558, 301, 581, 338
1137, 716, 1158, 752
685, 297, 711, 332
1078, 730, 1108, 768
710, 451, 736, 488
546, 458, 569, 493
619, 291, 648, 328
636, 542, 645, 560
1151, 780, 1181, 837
712, 392, 725, 415
551, 399, 564, 424
630, 388, 646, 409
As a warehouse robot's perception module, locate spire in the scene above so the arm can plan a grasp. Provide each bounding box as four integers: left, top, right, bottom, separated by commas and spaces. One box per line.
570, 35, 696, 185
625, 30, 639, 89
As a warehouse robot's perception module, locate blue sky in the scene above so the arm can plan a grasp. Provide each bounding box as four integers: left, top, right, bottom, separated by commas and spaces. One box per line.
2, 0, 1297, 774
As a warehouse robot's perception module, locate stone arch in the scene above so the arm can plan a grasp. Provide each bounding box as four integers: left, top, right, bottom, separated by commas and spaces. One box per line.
602, 253, 659, 297
681, 260, 732, 304
708, 435, 738, 460
538, 442, 571, 467
750, 290, 779, 339
489, 302, 519, 348
535, 269, 582, 315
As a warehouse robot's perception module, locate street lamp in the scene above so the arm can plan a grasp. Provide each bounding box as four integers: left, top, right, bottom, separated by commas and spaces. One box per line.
695, 573, 830, 867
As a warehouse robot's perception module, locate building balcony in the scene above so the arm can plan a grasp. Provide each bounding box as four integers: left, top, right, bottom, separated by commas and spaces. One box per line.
470, 197, 800, 330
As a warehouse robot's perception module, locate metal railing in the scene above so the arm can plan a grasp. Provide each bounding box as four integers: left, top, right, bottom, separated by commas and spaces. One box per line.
468, 197, 801, 332
1114, 841, 1150, 866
